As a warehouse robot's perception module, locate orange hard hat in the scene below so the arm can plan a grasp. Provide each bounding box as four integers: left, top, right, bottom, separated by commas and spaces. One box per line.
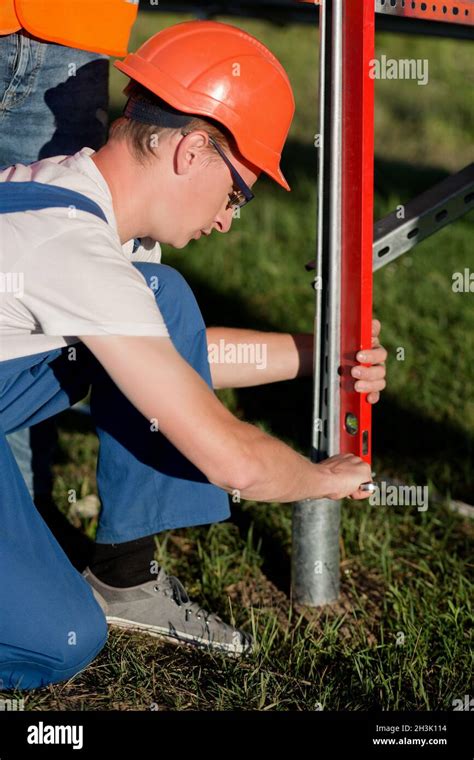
114, 20, 295, 191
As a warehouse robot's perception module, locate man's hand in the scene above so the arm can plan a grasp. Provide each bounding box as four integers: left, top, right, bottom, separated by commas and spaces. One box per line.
316, 454, 374, 500
351, 318, 387, 405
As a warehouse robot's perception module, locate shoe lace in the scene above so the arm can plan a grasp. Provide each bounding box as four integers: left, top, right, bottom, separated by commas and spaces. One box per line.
153, 567, 218, 623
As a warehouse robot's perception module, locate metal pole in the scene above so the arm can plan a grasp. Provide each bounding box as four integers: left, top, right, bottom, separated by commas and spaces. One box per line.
292, 0, 343, 606
292, 0, 375, 605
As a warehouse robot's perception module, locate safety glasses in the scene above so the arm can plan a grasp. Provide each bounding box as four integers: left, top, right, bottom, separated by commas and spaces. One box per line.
181, 130, 255, 210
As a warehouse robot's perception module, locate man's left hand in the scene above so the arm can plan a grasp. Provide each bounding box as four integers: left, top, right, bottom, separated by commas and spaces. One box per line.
351, 318, 387, 405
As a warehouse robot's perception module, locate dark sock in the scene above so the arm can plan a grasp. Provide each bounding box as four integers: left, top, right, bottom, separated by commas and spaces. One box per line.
34, 494, 94, 572
89, 534, 156, 587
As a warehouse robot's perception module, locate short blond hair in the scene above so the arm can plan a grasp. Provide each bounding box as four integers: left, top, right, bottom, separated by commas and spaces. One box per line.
108, 83, 235, 166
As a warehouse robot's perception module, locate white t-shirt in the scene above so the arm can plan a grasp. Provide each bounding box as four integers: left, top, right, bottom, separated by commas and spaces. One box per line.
0, 147, 169, 361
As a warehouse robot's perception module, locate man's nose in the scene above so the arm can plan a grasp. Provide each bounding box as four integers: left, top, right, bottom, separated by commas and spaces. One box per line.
215, 205, 234, 234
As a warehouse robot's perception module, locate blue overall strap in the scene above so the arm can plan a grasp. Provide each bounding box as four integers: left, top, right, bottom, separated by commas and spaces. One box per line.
0, 181, 108, 223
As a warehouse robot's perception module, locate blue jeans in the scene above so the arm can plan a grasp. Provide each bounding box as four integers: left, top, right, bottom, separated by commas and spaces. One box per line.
0, 30, 109, 495
0, 30, 109, 166
0, 263, 230, 690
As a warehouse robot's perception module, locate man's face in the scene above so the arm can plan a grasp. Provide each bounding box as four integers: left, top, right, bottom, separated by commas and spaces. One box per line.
149, 130, 260, 248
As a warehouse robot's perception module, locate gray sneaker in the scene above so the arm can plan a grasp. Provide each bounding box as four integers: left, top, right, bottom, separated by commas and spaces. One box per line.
83, 566, 254, 657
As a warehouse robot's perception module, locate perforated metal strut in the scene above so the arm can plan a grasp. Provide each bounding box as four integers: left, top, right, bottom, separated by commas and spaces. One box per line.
299, 0, 474, 26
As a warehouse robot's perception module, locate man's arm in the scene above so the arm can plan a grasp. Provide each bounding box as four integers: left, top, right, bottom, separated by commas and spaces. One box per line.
80, 334, 372, 502
206, 327, 312, 388
206, 322, 387, 404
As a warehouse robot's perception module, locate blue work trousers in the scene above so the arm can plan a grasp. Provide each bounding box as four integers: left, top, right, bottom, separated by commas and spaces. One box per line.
0, 263, 230, 690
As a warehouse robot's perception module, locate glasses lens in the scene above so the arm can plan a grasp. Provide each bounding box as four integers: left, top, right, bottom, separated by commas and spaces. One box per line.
227, 189, 246, 210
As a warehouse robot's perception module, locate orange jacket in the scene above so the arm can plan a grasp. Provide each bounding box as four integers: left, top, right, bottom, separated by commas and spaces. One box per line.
0, 0, 139, 57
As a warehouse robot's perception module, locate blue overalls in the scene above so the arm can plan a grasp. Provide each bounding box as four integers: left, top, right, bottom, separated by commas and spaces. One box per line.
0, 182, 230, 690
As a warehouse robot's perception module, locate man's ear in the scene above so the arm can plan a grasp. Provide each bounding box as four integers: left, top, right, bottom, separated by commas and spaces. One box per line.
174, 131, 208, 177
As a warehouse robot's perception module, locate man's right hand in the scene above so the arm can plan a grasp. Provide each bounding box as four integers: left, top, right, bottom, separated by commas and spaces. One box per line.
317, 454, 374, 501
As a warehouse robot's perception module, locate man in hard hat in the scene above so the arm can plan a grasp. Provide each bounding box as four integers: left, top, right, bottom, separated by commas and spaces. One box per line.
0, 20, 387, 690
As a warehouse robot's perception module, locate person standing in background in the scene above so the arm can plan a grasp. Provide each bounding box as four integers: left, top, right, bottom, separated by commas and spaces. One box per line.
0, 0, 139, 564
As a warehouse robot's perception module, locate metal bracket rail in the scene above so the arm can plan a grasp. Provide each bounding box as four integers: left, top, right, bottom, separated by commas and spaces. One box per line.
305, 163, 474, 273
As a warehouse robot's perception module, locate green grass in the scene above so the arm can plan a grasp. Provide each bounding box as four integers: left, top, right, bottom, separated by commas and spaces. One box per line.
4, 12, 472, 711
